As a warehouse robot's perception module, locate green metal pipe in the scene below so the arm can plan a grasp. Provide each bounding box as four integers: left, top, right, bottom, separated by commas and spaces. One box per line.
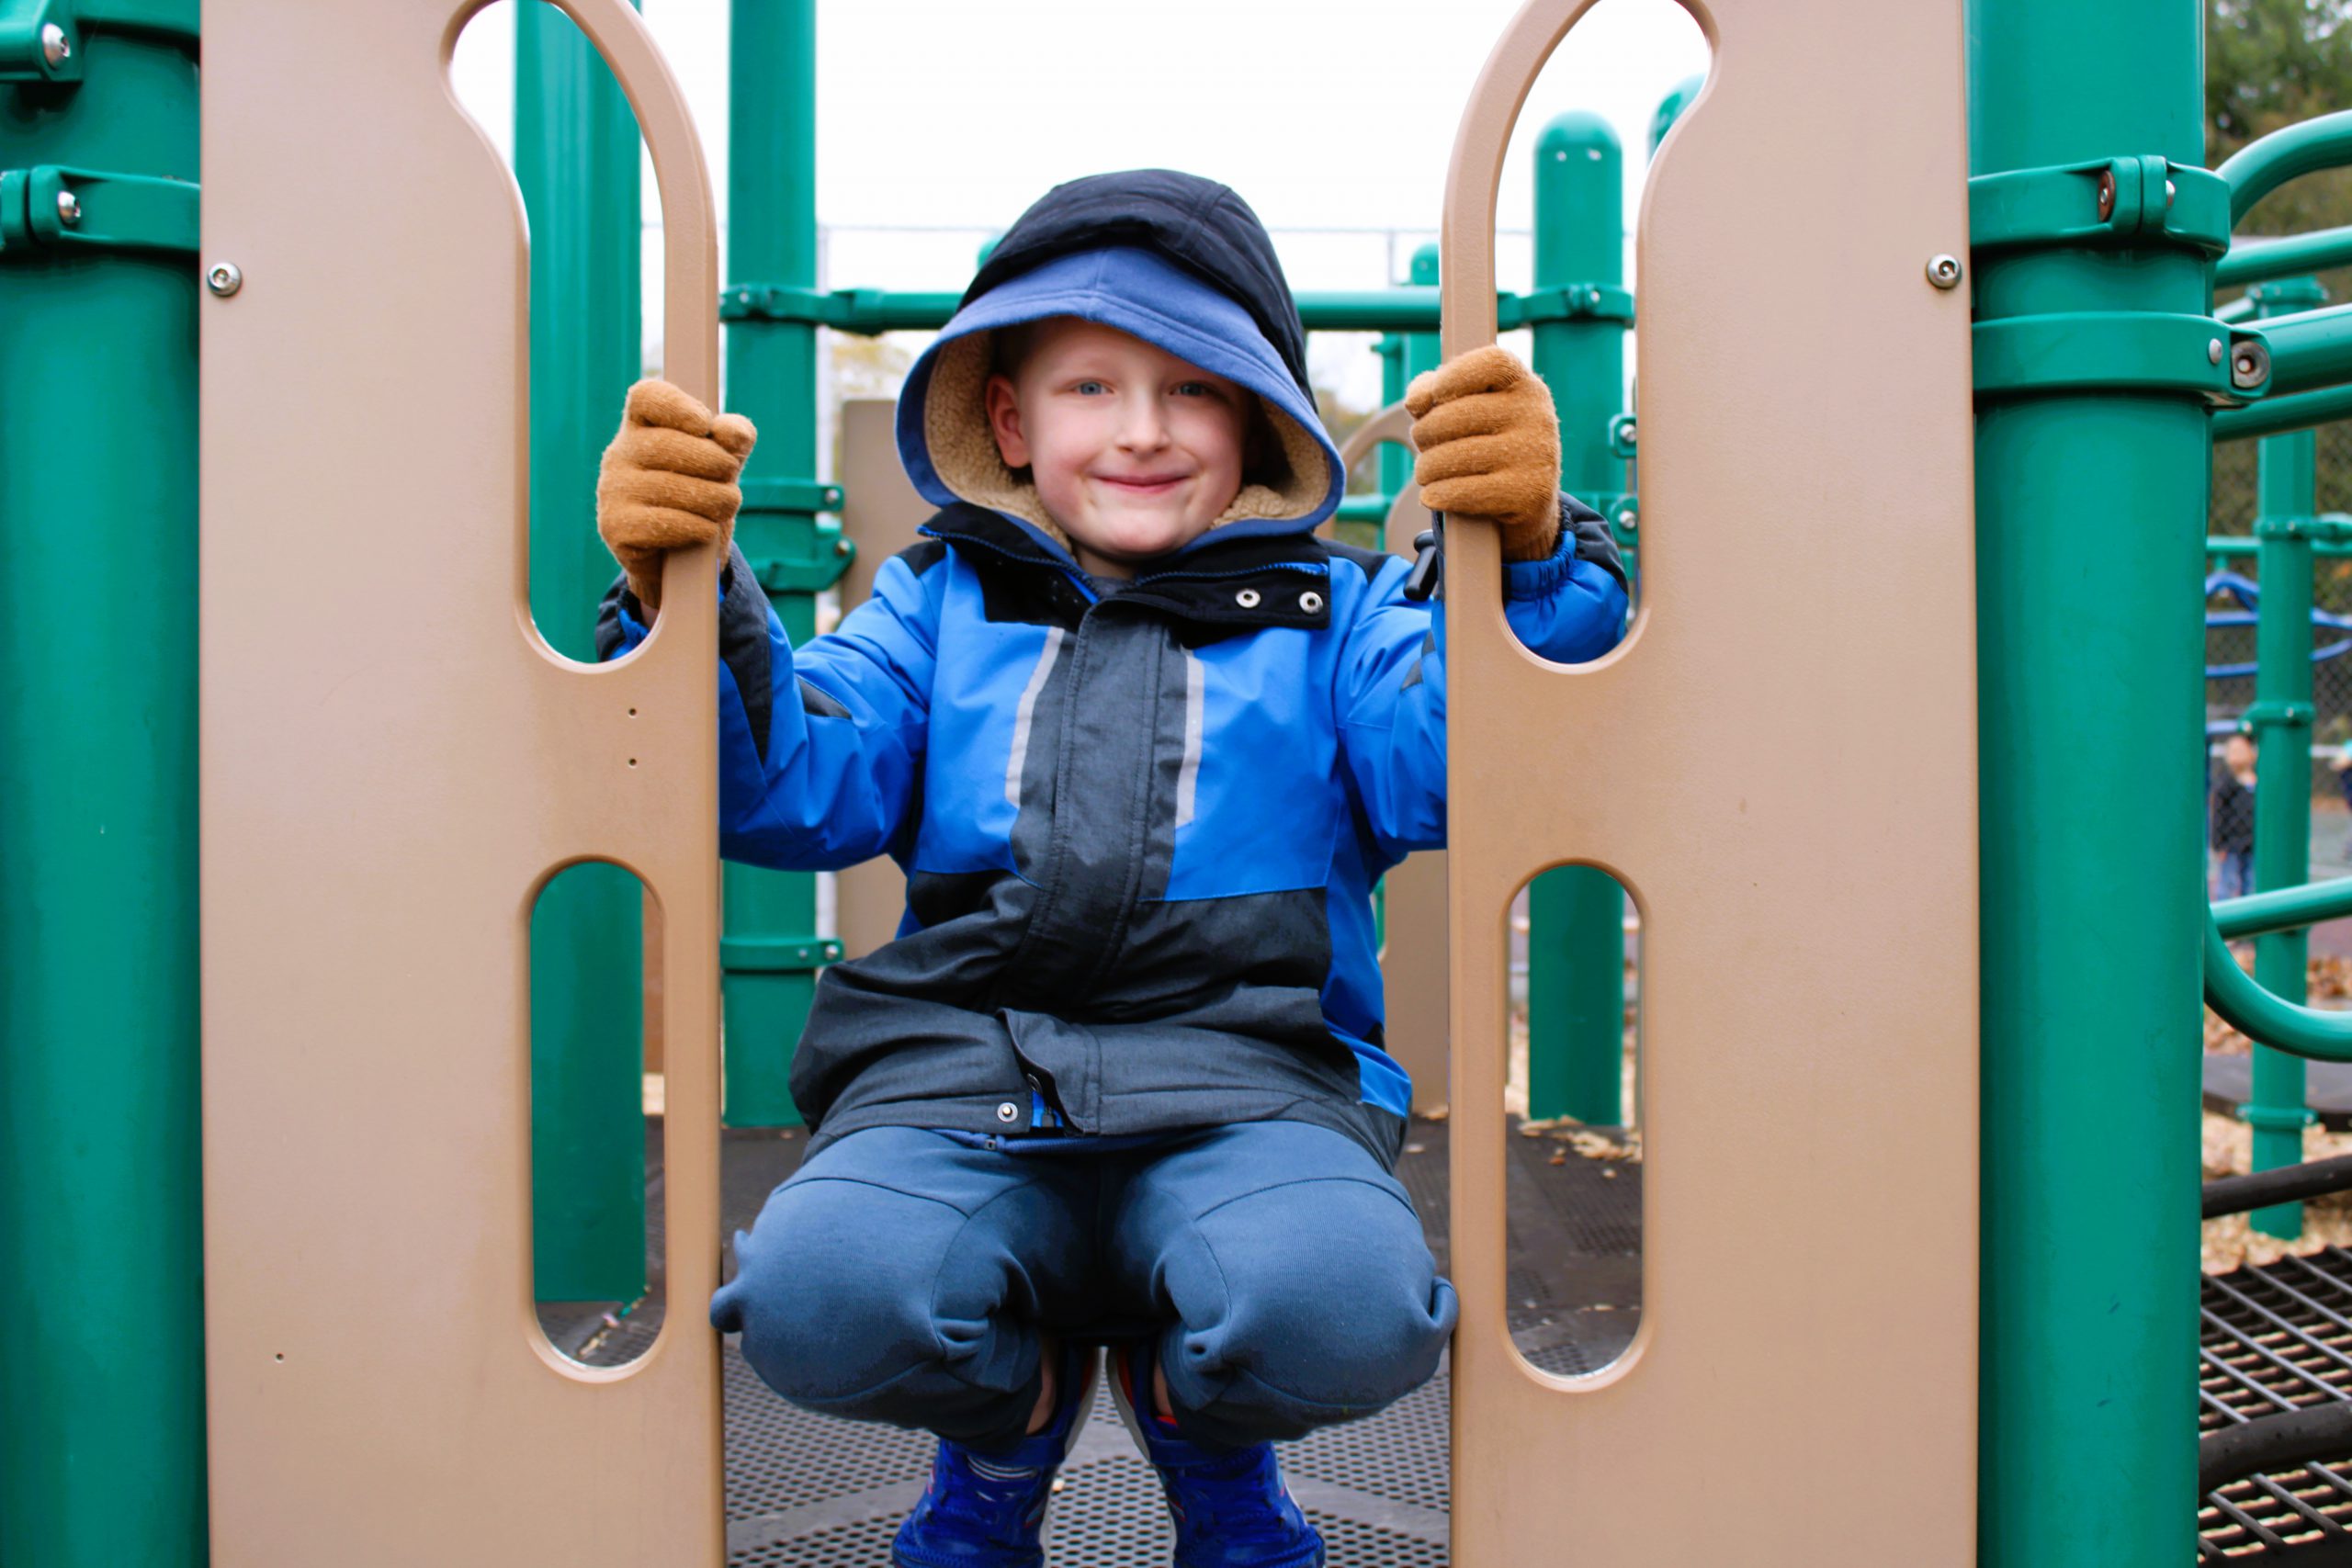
0, 17, 205, 1568
722, 0, 831, 1125
517, 0, 647, 1301
2220, 108, 2352, 225
2208, 915, 2352, 1060
2217, 225, 2352, 288
2215, 876, 2352, 941
2245, 278, 2326, 1236
1648, 71, 1704, 156
1525, 110, 1627, 1128
1969, 1, 2206, 1560
2248, 299, 2352, 396
734, 285, 1593, 338
2208, 533, 2352, 556
2214, 381, 2352, 442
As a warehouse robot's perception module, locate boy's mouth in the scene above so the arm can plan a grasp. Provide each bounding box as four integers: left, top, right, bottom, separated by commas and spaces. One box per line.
1095, 472, 1189, 496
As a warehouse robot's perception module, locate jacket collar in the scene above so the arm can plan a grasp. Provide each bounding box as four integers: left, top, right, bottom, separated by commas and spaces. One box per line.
919, 503, 1333, 635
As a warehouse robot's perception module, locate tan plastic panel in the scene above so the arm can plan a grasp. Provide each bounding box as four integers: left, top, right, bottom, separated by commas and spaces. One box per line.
200, 2, 726, 1562
1333, 406, 1449, 1114
834, 397, 932, 960
1439, 2, 1978, 1562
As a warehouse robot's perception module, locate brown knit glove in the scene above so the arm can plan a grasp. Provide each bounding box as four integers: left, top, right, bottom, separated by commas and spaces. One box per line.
1405, 345, 1562, 563
597, 378, 759, 609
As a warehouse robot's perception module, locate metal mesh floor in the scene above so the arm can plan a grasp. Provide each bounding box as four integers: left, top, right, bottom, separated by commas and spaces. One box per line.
2201, 1247, 2352, 1558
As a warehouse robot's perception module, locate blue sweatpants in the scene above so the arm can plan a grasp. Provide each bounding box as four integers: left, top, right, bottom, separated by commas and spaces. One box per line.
710, 1119, 1457, 1454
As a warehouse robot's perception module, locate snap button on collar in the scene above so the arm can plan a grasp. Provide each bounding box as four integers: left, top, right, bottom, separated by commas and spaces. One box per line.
1236, 588, 1261, 608
1299, 590, 1325, 614
996, 1101, 1019, 1122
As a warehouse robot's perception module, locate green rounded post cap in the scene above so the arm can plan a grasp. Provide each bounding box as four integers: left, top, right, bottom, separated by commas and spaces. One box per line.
1537, 108, 1620, 161
1409, 239, 1439, 285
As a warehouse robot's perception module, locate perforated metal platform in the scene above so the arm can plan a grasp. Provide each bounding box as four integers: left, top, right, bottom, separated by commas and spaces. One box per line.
2201, 1247, 2352, 1559
540, 1116, 1643, 1564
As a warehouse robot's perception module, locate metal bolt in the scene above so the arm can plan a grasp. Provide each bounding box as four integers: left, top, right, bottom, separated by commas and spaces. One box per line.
2209, 338, 2224, 365
206, 261, 243, 298
1926, 254, 1963, 290
1586, 287, 1601, 307
832, 538, 852, 557
2096, 169, 2117, 221
2233, 341, 2271, 390
53, 188, 79, 226
40, 22, 69, 66
2165, 178, 2177, 209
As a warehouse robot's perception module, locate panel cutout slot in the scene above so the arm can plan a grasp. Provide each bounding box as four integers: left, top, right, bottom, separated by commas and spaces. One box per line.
1506, 864, 1642, 1378
530, 858, 656, 1367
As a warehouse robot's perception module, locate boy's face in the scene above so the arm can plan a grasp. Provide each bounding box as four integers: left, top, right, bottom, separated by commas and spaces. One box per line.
983, 317, 1250, 576
2226, 734, 2257, 772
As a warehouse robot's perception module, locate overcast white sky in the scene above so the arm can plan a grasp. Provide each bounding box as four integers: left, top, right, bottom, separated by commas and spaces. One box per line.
450, 0, 1709, 405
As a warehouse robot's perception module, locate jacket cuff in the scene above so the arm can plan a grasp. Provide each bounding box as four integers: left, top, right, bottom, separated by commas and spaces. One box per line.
1502, 524, 1578, 603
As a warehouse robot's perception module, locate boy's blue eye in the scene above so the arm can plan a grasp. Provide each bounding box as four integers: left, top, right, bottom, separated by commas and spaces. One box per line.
1073, 379, 1107, 395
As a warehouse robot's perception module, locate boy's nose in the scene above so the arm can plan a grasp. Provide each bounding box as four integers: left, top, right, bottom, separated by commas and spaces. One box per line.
1117, 395, 1170, 450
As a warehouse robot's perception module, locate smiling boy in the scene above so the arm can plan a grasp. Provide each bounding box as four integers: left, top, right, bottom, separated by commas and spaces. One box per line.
594, 170, 1628, 1568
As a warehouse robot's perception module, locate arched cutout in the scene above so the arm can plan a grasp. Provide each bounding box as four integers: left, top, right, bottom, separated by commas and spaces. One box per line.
531, 857, 657, 1368
1504, 863, 1644, 1380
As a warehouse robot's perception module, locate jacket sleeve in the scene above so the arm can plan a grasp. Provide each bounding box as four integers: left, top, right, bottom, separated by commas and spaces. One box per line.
596, 542, 936, 871
1338, 492, 1630, 861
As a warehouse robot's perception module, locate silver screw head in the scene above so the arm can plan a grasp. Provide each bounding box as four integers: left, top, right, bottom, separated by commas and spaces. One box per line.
2209, 337, 2225, 365
2166, 178, 2178, 209
53, 188, 79, 226
40, 22, 68, 65
206, 261, 243, 297
1926, 254, 1963, 289
2097, 170, 2118, 221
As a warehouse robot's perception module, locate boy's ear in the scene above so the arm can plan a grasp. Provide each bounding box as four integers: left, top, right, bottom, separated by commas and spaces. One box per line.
983, 372, 1031, 468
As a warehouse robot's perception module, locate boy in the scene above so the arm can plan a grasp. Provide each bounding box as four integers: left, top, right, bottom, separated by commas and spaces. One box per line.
2212, 729, 2257, 899
595, 170, 1628, 1568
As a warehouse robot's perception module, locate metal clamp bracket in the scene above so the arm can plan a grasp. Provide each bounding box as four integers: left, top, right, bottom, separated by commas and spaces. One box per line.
1973, 311, 2270, 404
718, 935, 843, 974
1503, 282, 1634, 326
749, 540, 855, 596
1607, 413, 1637, 459
0, 0, 198, 83
741, 477, 843, 514
1584, 491, 1638, 549
1969, 156, 2232, 257
2240, 1102, 2318, 1134
0, 164, 196, 256
2255, 513, 2352, 543
721, 284, 898, 334
2240, 699, 2315, 730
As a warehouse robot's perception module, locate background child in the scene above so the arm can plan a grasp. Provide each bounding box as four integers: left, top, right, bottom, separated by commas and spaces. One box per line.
2213, 729, 2258, 899
594, 169, 1627, 1568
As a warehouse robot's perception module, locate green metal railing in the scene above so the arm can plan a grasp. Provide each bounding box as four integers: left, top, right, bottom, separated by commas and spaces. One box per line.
0, 7, 205, 1567
2242, 276, 2328, 1236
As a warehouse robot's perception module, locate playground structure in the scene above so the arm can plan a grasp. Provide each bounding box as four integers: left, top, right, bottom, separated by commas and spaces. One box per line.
26, 0, 2352, 1562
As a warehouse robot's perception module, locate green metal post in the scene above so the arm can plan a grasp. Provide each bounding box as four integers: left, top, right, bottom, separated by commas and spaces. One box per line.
1648, 72, 1705, 156
517, 1, 646, 1300
2245, 276, 2326, 1239
0, 10, 205, 1566
1970, 3, 2207, 1561
724, 0, 846, 1124
1525, 111, 1628, 1127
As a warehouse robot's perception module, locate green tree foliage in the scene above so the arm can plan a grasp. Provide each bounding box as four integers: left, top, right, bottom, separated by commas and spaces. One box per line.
2209, 0, 2352, 236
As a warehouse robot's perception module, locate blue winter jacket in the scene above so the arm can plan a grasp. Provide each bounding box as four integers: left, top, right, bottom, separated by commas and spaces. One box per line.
602, 191, 1627, 1166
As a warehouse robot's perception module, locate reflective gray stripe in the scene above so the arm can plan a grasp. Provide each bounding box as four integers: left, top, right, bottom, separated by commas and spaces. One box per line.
1005, 626, 1065, 807
1175, 649, 1204, 828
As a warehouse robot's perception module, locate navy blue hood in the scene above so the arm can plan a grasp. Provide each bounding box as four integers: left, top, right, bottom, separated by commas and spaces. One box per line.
897, 173, 1345, 555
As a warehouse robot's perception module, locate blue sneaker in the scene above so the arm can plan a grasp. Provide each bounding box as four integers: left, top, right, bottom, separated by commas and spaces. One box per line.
892, 1342, 1097, 1568
1109, 1344, 1326, 1568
